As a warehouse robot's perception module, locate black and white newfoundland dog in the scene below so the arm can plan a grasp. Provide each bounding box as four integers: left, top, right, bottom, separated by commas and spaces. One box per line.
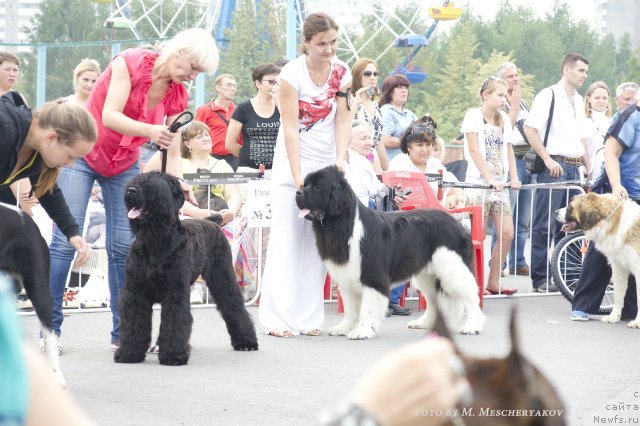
0, 202, 65, 386
296, 166, 485, 339
116, 172, 258, 366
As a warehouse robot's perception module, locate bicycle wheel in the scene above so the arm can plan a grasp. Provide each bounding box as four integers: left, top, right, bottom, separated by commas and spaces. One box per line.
550, 231, 613, 314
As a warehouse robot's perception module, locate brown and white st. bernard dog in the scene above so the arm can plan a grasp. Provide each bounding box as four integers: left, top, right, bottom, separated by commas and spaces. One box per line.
559, 192, 640, 328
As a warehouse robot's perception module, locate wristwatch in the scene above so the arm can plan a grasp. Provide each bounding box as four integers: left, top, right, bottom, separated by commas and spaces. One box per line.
336, 89, 352, 111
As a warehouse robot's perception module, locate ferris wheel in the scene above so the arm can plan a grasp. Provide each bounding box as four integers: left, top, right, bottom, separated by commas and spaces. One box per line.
101, 0, 297, 43
101, 0, 460, 84
330, 0, 462, 82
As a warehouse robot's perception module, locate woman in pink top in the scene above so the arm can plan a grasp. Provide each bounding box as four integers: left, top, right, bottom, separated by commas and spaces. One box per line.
48, 28, 219, 351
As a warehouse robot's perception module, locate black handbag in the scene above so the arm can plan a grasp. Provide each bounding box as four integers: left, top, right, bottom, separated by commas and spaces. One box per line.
524, 88, 555, 174
524, 150, 546, 174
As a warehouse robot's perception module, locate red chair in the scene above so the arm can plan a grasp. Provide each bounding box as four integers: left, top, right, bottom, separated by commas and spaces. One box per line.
381, 171, 484, 309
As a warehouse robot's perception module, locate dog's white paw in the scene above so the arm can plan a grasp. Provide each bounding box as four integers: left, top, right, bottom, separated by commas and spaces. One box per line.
407, 319, 430, 329
458, 313, 485, 335
328, 324, 351, 336
601, 314, 621, 324
628, 320, 640, 329
347, 325, 375, 340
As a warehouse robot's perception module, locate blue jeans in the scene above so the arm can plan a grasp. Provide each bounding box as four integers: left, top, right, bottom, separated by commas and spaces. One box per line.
389, 284, 404, 304
49, 158, 138, 343
530, 164, 581, 285
488, 158, 536, 270
508, 157, 536, 270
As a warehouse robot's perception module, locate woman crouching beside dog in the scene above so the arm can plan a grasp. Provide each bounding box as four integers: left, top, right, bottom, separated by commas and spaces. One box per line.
258, 12, 352, 338
0, 94, 95, 264
48, 28, 219, 353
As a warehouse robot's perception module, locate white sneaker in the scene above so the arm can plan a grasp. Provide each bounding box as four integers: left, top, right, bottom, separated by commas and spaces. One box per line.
190, 281, 204, 304
39, 333, 64, 355
110, 341, 120, 352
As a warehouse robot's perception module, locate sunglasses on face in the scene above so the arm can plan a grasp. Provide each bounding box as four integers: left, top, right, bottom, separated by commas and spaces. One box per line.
261, 79, 279, 85
363, 71, 380, 78
410, 125, 437, 138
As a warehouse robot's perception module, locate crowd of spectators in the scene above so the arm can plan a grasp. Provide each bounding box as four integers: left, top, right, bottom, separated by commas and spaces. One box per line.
4, 13, 640, 343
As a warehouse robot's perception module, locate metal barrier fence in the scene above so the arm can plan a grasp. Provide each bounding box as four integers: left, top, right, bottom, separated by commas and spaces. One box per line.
14, 173, 587, 318
441, 179, 587, 296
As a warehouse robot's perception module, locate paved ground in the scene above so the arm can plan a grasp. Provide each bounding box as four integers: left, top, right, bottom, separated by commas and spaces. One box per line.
17, 292, 640, 426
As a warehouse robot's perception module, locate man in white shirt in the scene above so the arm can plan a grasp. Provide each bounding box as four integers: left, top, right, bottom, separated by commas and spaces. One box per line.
524, 53, 589, 292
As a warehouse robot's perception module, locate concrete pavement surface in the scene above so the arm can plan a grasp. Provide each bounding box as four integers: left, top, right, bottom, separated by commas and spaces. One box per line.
18, 294, 640, 426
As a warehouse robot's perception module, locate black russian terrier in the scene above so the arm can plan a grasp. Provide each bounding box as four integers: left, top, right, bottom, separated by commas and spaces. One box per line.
115, 172, 258, 366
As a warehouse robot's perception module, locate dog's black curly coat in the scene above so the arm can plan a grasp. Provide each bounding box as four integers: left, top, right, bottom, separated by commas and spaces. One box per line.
114, 172, 258, 366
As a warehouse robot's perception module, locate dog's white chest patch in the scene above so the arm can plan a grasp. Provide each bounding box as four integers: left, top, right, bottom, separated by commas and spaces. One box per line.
325, 208, 364, 288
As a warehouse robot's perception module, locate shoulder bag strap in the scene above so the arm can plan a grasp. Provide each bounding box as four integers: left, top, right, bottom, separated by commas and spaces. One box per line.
543, 87, 555, 148
214, 110, 229, 126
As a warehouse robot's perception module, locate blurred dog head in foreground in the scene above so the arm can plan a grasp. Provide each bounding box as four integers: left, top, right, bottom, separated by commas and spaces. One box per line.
433, 306, 566, 426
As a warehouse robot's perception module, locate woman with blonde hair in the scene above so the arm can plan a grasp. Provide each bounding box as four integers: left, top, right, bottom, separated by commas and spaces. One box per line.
462, 77, 520, 295
65, 58, 101, 107
582, 81, 612, 177
48, 28, 219, 352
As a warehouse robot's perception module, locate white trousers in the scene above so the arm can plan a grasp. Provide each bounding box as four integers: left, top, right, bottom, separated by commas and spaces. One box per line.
258, 156, 332, 335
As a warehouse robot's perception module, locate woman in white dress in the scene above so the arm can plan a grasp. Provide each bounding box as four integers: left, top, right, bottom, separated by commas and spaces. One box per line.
258, 13, 352, 337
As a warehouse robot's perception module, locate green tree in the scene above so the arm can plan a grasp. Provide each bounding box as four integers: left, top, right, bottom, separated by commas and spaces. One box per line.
217, 0, 285, 102
625, 46, 640, 84
18, 0, 113, 104
426, 25, 480, 141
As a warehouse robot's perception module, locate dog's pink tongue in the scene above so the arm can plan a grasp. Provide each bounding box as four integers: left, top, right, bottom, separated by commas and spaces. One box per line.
299, 208, 310, 218
128, 208, 142, 219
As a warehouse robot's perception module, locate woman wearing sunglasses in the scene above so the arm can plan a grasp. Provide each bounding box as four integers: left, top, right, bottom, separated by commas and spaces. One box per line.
461, 77, 520, 295
350, 58, 388, 170
225, 62, 282, 202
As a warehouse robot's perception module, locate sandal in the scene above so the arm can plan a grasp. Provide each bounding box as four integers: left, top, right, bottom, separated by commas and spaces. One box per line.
302, 329, 321, 336
484, 288, 518, 296
147, 344, 160, 354
267, 330, 293, 338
